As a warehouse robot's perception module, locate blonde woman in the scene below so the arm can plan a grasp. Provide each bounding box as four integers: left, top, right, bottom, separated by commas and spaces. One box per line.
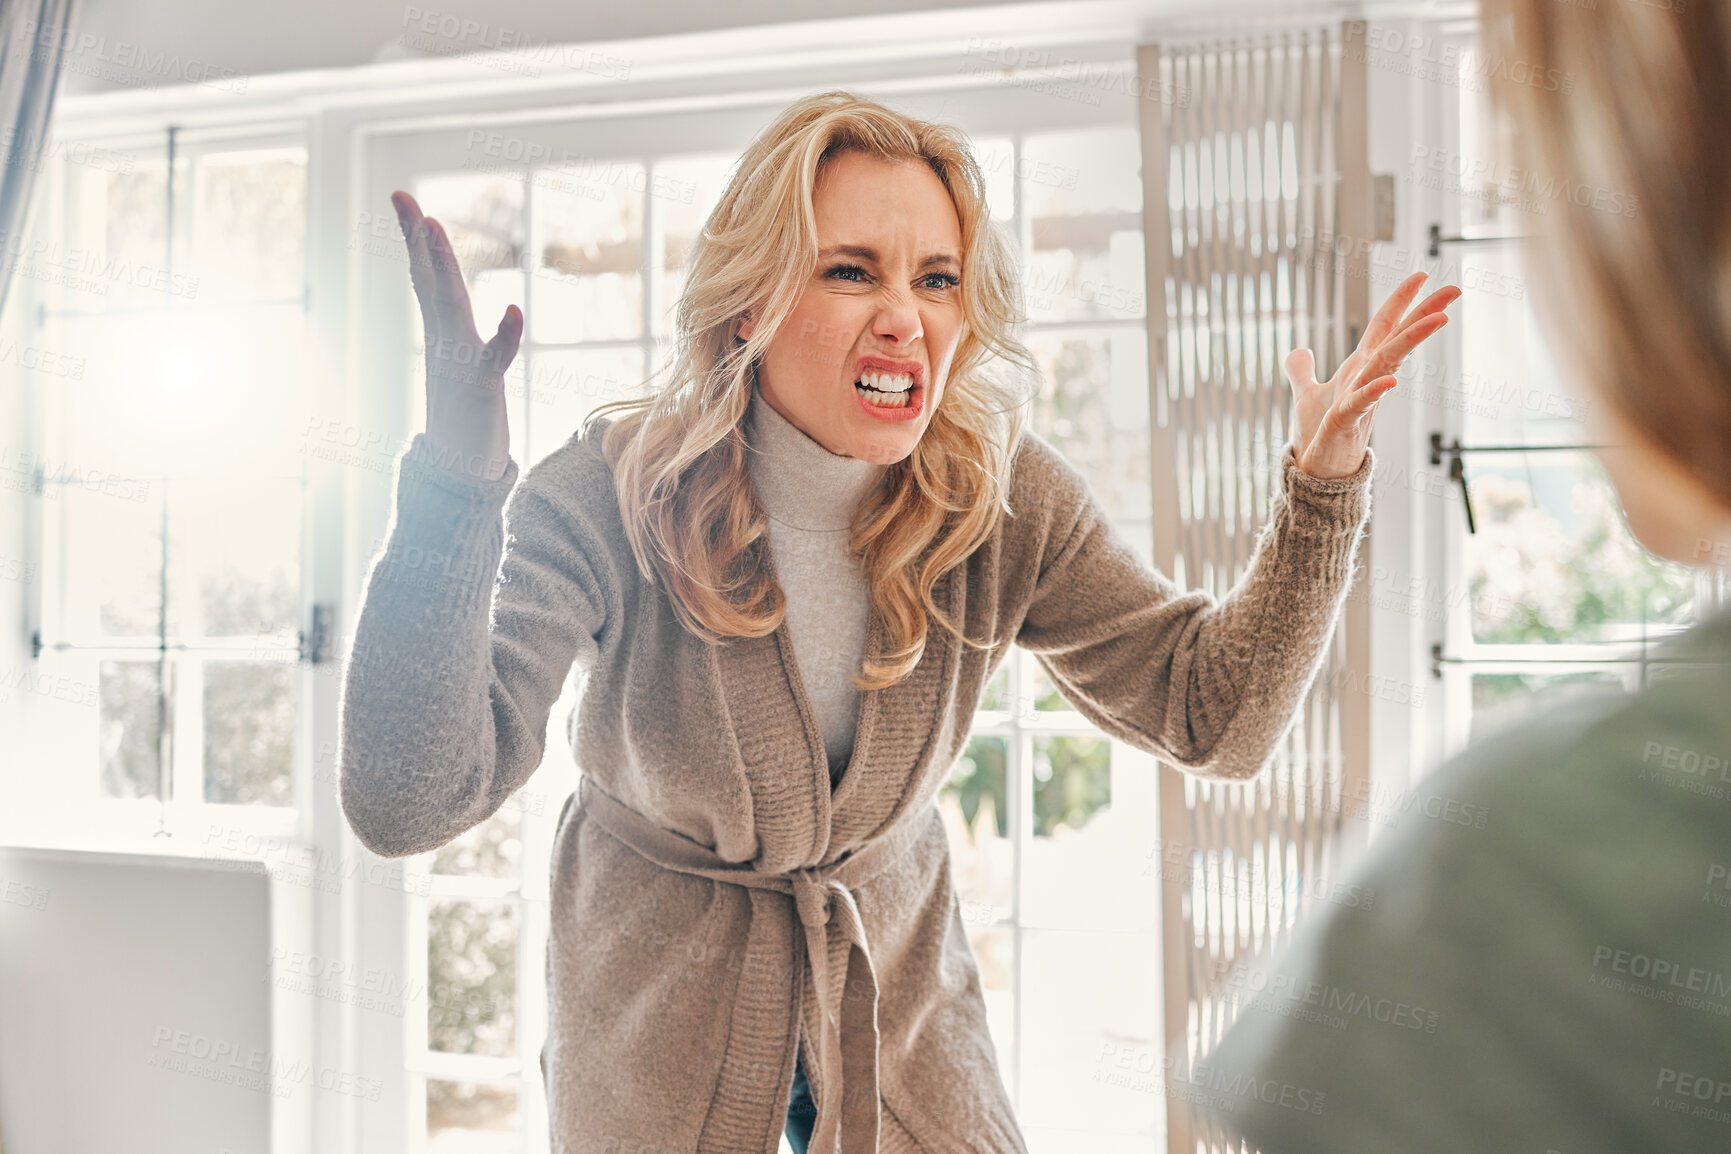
1202, 3, 1731, 1152
340, 91, 1454, 1154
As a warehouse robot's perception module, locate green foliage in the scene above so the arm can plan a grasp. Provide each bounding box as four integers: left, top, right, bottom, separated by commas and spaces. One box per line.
1032, 736, 1110, 838
203, 661, 294, 805
427, 898, 517, 1058
942, 733, 1114, 842
945, 737, 1008, 840
1468, 466, 1695, 645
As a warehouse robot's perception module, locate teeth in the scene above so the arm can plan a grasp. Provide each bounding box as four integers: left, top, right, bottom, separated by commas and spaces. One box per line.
856, 369, 914, 393
857, 382, 910, 408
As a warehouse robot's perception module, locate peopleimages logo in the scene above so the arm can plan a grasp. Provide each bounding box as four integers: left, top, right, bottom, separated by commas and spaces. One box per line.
16, 19, 248, 93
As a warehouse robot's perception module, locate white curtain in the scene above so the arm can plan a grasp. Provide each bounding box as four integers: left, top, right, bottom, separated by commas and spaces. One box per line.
0, 0, 82, 324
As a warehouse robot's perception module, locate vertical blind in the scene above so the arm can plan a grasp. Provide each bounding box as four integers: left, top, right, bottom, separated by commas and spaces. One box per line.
1135, 23, 1372, 1153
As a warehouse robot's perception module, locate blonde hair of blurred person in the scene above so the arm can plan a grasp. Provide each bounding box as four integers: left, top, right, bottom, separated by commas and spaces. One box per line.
1480, 0, 1731, 572
584, 92, 1038, 691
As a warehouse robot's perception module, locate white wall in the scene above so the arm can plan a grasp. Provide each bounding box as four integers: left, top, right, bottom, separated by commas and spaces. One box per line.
59, 0, 1053, 95
0, 846, 314, 1154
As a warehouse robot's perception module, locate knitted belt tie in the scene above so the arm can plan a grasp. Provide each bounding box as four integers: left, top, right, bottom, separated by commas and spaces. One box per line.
575, 774, 932, 1154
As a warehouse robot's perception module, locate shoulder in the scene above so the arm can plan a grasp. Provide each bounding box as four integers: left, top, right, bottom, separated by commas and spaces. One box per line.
1202, 616, 1731, 1151
514, 416, 620, 511
1323, 641, 1731, 959
503, 416, 631, 571
1000, 426, 1096, 563
1005, 425, 1088, 509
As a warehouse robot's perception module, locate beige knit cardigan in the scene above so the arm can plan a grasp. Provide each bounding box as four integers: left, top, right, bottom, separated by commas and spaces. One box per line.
338, 418, 1374, 1154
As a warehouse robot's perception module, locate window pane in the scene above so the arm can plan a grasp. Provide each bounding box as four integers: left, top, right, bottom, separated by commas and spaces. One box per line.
203, 660, 295, 806
48, 295, 311, 480
1470, 671, 1625, 743
1455, 243, 1592, 447
100, 659, 164, 799
1464, 450, 1696, 643
1023, 736, 1160, 933
1027, 329, 1152, 561
1021, 126, 1144, 324
100, 154, 191, 313
432, 810, 521, 878
971, 136, 1015, 222
55, 480, 164, 640
427, 1081, 519, 1154
428, 897, 518, 1057
520, 346, 647, 470
186, 147, 307, 302
1031, 735, 1110, 838
530, 159, 642, 343
1017, 927, 1162, 1143
941, 735, 1010, 924
654, 152, 737, 338
168, 476, 301, 639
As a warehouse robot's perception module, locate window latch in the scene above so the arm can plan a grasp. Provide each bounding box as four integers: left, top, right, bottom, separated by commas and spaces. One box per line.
1429, 434, 1477, 534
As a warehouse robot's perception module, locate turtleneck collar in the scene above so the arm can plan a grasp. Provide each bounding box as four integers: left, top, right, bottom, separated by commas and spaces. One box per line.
744, 382, 889, 531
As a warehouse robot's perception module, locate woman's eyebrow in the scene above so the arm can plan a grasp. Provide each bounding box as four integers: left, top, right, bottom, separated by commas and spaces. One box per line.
819, 243, 960, 272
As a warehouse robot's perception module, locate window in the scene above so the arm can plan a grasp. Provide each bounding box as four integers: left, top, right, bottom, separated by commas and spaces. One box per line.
1427, 32, 1702, 753
6, 130, 310, 842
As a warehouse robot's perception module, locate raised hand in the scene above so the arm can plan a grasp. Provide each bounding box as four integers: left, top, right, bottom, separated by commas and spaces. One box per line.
391, 190, 521, 483
1284, 270, 1461, 480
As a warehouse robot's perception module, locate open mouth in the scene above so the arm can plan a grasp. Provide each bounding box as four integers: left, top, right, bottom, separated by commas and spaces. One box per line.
854, 369, 916, 409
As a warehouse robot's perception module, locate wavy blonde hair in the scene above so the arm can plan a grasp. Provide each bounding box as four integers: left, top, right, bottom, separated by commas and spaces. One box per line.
580, 90, 1038, 690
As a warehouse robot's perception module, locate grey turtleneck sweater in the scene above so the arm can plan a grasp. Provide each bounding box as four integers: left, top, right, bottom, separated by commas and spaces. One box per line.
742, 383, 888, 784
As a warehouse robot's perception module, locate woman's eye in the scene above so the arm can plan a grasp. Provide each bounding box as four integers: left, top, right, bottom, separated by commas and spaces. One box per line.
826, 265, 959, 290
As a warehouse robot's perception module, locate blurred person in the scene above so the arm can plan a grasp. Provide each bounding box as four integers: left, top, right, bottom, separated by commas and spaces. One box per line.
1202, 3, 1731, 1152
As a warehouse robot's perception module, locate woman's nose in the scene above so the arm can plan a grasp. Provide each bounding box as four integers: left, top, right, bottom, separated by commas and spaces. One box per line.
870, 293, 923, 346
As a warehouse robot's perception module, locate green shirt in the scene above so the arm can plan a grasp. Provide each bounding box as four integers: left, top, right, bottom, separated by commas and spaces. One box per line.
1203, 603, 1731, 1154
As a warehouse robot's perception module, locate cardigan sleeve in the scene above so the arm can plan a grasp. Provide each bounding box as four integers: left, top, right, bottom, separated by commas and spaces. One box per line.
1014, 436, 1372, 781
337, 432, 612, 858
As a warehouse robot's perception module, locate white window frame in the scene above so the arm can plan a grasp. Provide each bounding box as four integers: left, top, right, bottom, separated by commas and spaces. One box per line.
3, 121, 315, 849
1411, 17, 1700, 768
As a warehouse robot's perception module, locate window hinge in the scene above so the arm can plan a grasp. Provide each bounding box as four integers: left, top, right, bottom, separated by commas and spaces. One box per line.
298, 602, 335, 665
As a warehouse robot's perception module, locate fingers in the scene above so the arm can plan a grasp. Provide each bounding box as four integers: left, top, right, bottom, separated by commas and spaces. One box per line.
1340, 273, 1461, 385
423, 217, 475, 325
1343, 374, 1398, 419
390, 191, 476, 340
1316, 374, 1397, 456
1356, 271, 1432, 359
480, 305, 524, 376
1354, 310, 1449, 390
1284, 347, 1318, 392
393, 193, 439, 337
1403, 283, 1462, 326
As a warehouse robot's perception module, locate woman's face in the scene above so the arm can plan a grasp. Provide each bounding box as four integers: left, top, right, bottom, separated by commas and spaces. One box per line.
737, 150, 965, 466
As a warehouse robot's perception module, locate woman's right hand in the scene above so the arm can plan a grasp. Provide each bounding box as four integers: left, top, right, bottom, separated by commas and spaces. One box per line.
391, 190, 521, 483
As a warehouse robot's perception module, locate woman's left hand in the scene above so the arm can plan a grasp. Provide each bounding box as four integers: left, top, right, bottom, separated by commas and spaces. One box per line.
1285, 270, 1462, 480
